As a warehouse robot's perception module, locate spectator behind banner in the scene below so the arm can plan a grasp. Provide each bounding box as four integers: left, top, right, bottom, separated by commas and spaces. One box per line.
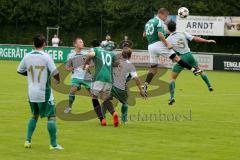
101, 35, 115, 51
119, 35, 133, 49
52, 34, 60, 47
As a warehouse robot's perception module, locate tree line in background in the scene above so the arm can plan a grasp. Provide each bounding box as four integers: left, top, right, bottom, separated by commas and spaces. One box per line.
0, 0, 239, 53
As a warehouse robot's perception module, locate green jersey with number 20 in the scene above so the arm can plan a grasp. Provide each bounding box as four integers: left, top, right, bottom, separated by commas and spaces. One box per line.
92, 47, 116, 83
144, 16, 166, 45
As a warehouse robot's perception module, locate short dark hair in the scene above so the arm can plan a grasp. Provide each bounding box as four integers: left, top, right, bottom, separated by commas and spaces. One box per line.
73, 37, 82, 43
122, 47, 132, 59
91, 39, 101, 47
167, 21, 176, 32
33, 34, 45, 48
158, 8, 169, 14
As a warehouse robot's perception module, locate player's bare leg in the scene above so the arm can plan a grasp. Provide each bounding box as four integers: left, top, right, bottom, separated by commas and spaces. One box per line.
64, 86, 78, 113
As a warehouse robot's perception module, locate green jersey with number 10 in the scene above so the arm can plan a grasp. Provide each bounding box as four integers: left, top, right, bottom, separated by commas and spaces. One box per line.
92, 47, 116, 83
144, 16, 166, 45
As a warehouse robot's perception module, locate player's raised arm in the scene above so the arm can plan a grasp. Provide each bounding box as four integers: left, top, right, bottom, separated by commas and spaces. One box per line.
17, 58, 27, 76
192, 36, 216, 44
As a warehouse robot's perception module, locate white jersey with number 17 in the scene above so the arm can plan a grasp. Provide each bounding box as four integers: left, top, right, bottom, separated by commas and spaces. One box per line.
17, 50, 58, 102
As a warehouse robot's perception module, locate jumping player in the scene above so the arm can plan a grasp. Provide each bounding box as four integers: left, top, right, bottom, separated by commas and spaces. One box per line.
166, 21, 215, 105
143, 8, 202, 94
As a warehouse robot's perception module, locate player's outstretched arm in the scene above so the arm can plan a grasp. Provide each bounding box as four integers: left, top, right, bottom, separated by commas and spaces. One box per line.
193, 37, 216, 44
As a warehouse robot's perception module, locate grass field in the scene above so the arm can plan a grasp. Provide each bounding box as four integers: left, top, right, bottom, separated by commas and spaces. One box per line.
0, 60, 240, 160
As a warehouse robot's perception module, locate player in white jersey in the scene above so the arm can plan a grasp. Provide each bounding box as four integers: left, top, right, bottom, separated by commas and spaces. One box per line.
17, 34, 63, 150
64, 37, 92, 113
166, 21, 216, 105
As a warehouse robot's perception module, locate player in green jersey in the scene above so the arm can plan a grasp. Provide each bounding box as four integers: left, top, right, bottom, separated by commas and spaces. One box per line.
143, 8, 202, 95
84, 40, 120, 127
102, 47, 147, 123
167, 21, 215, 105
64, 37, 92, 113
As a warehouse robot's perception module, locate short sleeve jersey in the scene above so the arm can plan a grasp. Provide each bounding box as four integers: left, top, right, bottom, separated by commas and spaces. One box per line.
167, 32, 194, 54
17, 50, 58, 102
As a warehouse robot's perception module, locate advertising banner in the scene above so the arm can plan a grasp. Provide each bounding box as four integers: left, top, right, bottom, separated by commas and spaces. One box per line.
130, 50, 213, 70
213, 55, 240, 71
0, 44, 73, 63
176, 16, 225, 36
224, 17, 240, 36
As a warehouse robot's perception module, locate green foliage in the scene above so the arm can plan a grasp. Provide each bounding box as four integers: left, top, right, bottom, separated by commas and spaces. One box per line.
0, 0, 239, 52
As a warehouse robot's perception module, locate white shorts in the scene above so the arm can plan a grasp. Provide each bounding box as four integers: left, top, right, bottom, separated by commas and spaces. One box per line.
148, 41, 175, 65
91, 81, 112, 100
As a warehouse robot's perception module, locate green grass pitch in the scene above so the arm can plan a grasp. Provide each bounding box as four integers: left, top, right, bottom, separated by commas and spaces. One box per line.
0, 60, 239, 160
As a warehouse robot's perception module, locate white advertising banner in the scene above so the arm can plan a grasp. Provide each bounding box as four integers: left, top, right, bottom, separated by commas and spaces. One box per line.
176, 16, 225, 36
193, 54, 213, 70
129, 50, 213, 70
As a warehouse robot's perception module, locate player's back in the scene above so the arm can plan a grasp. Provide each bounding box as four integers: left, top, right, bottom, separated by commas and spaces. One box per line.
166, 32, 193, 55
112, 59, 136, 90
18, 50, 57, 102
92, 47, 115, 83
144, 17, 166, 45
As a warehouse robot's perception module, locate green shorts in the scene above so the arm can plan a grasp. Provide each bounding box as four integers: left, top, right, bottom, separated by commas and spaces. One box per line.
172, 52, 198, 73
111, 86, 128, 104
29, 100, 56, 118
71, 78, 92, 90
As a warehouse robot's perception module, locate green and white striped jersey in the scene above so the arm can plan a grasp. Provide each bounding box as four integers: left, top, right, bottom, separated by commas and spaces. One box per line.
66, 51, 92, 81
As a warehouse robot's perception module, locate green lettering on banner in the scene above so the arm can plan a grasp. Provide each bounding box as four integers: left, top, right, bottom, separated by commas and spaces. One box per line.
0, 44, 73, 63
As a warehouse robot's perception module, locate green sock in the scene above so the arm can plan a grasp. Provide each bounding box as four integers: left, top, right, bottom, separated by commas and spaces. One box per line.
47, 120, 57, 147
69, 93, 75, 107
169, 80, 175, 100
26, 118, 37, 142
201, 73, 212, 88
121, 104, 128, 122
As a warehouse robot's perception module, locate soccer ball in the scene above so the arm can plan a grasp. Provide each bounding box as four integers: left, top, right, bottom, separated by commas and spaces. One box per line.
178, 7, 189, 18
